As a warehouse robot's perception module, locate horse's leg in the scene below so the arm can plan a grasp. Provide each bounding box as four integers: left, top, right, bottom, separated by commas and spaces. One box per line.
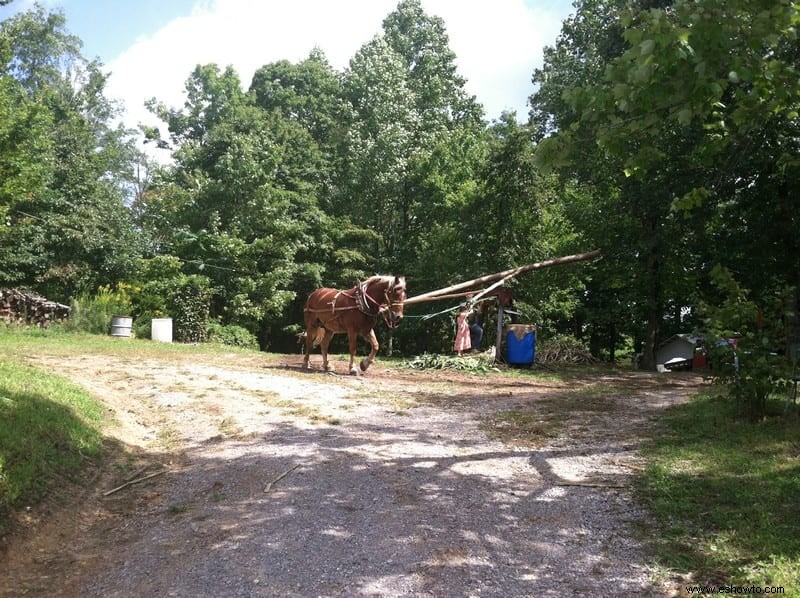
320, 330, 335, 372
359, 329, 379, 372
347, 331, 359, 375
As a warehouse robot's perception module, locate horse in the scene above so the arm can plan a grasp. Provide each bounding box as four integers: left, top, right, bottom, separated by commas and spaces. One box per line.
302, 275, 406, 375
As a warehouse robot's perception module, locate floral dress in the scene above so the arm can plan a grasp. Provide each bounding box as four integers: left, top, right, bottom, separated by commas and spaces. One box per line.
453, 308, 472, 354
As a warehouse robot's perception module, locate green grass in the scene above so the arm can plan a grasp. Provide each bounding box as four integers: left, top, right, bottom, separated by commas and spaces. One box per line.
0, 323, 265, 361
0, 358, 105, 530
0, 324, 267, 532
639, 391, 800, 593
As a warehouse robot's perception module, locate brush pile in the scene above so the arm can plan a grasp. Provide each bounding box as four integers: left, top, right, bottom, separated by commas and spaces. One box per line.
536, 335, 599, 365
402, 347, 499, 374
0, 288, 70, 327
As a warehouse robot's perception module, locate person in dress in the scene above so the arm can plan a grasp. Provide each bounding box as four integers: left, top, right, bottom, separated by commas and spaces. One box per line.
454, 302, 472, 356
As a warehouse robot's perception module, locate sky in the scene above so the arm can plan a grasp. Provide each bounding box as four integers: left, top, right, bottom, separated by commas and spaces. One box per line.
2, 0, 576, 139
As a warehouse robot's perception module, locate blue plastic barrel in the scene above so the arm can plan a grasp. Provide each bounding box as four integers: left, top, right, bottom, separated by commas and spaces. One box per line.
506, 324, 536, 365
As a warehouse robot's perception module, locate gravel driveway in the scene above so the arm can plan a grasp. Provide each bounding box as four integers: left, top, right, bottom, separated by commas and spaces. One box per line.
3, 352, 700, 596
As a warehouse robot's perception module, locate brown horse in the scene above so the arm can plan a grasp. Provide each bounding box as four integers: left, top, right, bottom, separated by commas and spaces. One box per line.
302, 275, 406, 375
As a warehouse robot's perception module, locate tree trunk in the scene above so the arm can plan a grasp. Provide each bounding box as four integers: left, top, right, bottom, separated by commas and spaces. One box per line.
608, 322, 617, 364
639, 248, 663, 371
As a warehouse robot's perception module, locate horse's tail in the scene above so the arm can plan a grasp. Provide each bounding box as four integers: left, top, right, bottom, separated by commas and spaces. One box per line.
311, 327, 325, 347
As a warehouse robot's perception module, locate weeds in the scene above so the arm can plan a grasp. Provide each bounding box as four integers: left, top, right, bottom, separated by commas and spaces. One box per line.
639, 391, 800, 590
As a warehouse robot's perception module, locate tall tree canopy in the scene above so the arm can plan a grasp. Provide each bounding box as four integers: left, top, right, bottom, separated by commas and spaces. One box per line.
533, 0, 800, 366
0, 6, 139, 302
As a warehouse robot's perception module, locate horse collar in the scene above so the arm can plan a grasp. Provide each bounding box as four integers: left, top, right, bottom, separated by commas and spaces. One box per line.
356, 282, 372, 314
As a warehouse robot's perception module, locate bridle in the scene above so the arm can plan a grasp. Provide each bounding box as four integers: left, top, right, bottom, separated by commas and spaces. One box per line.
358, 278, 405, 328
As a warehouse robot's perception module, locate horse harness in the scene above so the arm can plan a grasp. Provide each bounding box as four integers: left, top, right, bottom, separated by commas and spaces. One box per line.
305, 279, 402, 328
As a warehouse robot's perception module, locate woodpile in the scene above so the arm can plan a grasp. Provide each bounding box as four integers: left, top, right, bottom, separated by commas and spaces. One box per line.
0, 288, 71, 327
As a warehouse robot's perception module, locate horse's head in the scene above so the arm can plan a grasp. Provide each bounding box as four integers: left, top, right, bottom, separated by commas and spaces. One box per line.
384, 275, 406, 328
360, 275, 407, 328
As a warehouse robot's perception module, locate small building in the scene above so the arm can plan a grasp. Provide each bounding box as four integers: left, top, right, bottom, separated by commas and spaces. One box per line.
655, 334, 703, 371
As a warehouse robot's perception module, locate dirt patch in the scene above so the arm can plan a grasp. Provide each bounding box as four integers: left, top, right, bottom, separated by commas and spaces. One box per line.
1, 352, 703, 596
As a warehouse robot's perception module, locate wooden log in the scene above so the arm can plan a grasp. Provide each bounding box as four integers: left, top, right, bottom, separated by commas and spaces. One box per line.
0, 288, 70, 327
404, 249, 601, 305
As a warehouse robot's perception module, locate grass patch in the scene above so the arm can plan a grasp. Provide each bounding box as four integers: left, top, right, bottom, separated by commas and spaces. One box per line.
639, 391, 800, 591
0, 323, 270, 364
483, 383, 619, 446
218, 417, 243, 436
0, 359, 105, 530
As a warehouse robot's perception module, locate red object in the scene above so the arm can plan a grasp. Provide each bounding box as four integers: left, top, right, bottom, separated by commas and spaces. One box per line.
693, 352, 707, 369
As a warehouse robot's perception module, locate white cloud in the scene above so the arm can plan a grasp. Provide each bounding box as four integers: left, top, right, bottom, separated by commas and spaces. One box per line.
105, 0, 568, 142
428, 0, 566, 118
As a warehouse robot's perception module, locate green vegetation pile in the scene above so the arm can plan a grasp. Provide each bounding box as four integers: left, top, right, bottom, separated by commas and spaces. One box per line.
402, 350, 499, 374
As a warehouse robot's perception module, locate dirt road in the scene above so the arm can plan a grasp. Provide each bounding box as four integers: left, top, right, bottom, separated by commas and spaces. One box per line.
2, 352, 700, 596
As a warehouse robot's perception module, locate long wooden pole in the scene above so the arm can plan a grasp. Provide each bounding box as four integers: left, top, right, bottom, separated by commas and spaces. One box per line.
404, 249, 602, 305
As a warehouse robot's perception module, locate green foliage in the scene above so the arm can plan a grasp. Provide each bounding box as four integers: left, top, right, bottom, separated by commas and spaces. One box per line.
699, 266, 793, 420
0, 359, 104, 527
7, 0, 797, 371
167, 275, 211, 343
63, 284, 134, 335
641, 390, 800, 589
402, 351, 499, 374
531, 0, 800, 370
206, 320, 258, 350
0, 6, 140, 302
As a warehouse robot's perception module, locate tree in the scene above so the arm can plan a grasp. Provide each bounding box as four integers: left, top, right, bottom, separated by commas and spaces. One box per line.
249, 49, 346, 174
531, 0, 708, 368
143, 62, 371, 349
0, 7, 140, 302
472, 115, 586, 332
534, 0, 799, 378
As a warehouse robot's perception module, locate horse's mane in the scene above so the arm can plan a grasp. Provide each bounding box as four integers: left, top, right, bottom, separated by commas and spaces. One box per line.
361, 274, 404, 289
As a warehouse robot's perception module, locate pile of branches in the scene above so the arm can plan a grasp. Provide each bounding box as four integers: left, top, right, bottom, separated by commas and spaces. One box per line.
536, 335, 600, 365
0, 288, 70, 328
402, 348, 499, 374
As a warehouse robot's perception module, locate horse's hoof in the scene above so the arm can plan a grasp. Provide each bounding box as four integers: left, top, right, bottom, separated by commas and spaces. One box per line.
349, 368, 359, 376
324, 365, 334, 373
359, 360, 369, 372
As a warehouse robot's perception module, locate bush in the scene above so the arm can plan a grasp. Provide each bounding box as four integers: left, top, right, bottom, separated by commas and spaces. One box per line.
167, 275, 211, 343
133, 315, 153, 340
699, 266, 792, 420
63, 284, 134, 334
206, 321, 258, 350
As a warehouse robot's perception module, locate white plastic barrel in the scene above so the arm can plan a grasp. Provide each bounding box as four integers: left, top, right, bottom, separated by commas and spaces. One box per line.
151, 318, 173, 343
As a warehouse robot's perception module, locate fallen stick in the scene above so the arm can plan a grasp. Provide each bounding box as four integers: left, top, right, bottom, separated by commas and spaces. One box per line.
123, 466, 149, 483
104, 470, 167, 496
264, 464, 302, 493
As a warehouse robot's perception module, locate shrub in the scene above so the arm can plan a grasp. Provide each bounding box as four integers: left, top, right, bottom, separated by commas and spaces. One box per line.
63, 284, 134, 334
133, 315, 154, 340
167, 275, 211, 343
206, 321, 258, 350
699, 265, 792, 420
